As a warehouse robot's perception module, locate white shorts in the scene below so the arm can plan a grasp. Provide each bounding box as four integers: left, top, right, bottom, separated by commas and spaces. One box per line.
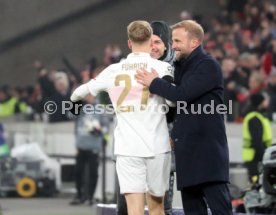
116, 152, 171, 197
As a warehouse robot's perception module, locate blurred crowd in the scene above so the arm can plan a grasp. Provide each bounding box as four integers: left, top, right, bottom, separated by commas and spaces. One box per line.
202, 0, 276, 122
1, 0, 276, 123
0, 44, 123, 122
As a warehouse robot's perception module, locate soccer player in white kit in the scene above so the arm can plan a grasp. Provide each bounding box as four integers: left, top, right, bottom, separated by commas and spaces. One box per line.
71, 20, 172, 215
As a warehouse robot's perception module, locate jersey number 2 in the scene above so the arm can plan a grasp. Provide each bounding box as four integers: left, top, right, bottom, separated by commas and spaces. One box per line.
115, 74, 149, 112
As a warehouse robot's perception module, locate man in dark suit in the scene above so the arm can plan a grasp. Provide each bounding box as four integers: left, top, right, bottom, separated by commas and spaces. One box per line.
136, 20, 232, 215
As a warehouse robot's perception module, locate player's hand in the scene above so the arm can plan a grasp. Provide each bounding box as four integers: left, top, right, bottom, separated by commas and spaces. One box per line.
135, 68, 158, 87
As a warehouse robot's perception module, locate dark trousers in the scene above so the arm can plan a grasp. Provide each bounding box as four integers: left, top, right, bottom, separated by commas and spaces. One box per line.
164, 172, 175, 215
75, 149, 99, 201
180, 182, 233, 215
244, 161, 260, 183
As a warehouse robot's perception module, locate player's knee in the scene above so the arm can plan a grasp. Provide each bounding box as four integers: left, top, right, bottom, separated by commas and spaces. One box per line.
147, 194, 164, 213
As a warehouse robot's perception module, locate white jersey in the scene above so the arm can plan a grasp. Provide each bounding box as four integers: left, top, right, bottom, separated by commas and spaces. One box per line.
86, 52, 173, 157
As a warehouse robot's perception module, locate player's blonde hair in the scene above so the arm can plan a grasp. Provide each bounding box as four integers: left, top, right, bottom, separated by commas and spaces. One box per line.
127, 20, 152, 44
171, 20, 204, 43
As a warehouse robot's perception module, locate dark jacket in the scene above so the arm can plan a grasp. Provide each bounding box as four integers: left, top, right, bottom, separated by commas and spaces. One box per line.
248, 116, 265, 162
268, 83, 276, 120
149, 46, 229, 189
243, 109, 267, 177
48, 91, 71, 123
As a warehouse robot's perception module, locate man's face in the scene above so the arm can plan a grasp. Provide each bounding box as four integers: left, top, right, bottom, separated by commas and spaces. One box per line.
150, 34, 166, 59
172, 28, 193, 61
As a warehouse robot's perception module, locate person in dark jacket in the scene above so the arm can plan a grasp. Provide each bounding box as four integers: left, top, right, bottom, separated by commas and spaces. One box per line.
69, 95, 108, 206
150, 20, 176, 215
243, 93, 272, 183
268, 68, 276, 120
136, 20, 232, 215
48, 72, 72, 123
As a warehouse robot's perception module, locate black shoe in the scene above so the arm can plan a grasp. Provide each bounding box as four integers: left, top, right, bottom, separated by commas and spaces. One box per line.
69, 197, 85, 205
87, 198, 97, 206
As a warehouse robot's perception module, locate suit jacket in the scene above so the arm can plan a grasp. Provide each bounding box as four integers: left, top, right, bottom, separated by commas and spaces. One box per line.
149, 45, 229, 189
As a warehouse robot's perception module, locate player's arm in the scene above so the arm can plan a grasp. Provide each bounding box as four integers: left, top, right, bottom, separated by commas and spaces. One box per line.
70, 84, 90, 102
69, 66, 111, 115
159, 63, 175, 107
71, 66, 111, 102
161, 75, 176, 107
160, 63, 174, 82
68, 84, 90, 115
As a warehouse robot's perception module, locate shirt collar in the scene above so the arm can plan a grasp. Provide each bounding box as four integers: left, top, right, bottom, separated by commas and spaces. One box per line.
176, 45, 204, 65
127, 52, 151, 58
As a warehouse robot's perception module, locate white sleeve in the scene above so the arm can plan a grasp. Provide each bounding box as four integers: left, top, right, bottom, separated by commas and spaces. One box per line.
159, 62, 175, 106
165, 100, 176, 107
165, 83, 176, 107
70, 66, 111, 102
86, 66, 111, 96
158, 62, 174, 79
70, 84, 90, 102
